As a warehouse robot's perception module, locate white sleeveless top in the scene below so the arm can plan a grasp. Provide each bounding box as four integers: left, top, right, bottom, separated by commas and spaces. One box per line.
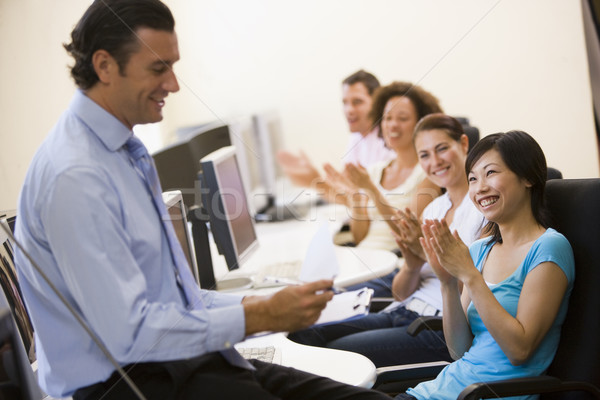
357, 161, 427, 251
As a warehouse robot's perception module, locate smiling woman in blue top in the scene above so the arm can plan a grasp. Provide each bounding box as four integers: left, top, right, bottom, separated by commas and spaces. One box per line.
398, 131, 575, 400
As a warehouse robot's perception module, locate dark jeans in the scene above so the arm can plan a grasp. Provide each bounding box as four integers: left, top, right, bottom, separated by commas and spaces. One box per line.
346, 269, 398, 297
288, 306, 451, 367
73, 352, 391, 400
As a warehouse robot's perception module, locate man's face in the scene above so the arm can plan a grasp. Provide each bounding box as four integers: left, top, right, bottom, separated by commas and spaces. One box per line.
108, 28, 180, 129
342, 82, 373, 135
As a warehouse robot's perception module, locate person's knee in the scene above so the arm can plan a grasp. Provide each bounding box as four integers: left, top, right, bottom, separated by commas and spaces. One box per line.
287, 327, 326, 346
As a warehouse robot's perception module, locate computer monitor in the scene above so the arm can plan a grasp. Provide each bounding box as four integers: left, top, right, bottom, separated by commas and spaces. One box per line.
175, 121, 216, 142
152, 122, 232, 209
226, 116, 270, 216
250, 112, 315, 221
251, 113, 279, 199
0, 211, 16, 234
162, 191, 199, 285
187, 122, 232, 170
200, 146, 259, 271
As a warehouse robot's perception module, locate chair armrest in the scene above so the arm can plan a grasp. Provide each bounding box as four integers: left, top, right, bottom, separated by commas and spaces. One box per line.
373, 316, 447, 394
374, 361, 449, 395
375, 361, 449, 386
406, 316, 443, 336
458, 376, 600, 400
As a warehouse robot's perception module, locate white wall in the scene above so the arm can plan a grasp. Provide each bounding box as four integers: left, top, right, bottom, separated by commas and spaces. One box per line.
1, 0, 598, 211
0, 0, 89, 211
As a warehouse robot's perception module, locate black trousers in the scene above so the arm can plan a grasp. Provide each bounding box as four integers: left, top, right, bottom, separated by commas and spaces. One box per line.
394, 394, 417, 400
73, 352, 392, 400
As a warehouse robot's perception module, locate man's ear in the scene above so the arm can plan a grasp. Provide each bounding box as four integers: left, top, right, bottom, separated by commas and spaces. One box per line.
91, 49, 118, 84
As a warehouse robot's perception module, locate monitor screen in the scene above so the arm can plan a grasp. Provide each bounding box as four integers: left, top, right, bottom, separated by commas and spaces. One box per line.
251, 113, 278, 197
200, 146, 259, 270
162, 191, 199, 285
152, 122, 232, 209
226, 117, 269, 216
0, 211, 16, 234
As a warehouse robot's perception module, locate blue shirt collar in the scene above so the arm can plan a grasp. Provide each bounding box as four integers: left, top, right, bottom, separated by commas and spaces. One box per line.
70, 89, 133, 152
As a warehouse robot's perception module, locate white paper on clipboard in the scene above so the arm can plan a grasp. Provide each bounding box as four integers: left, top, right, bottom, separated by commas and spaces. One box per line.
313, 288, 373, 326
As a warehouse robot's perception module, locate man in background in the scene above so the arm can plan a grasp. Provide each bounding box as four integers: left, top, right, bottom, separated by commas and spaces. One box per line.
340, 69, 395, 167
277, 69, 394, 203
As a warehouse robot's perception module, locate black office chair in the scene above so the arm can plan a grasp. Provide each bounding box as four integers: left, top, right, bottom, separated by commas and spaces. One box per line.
0, 308, 42, 400
374, 178, 600, 399
547, 167, 563, 180
453, 116, 480, 153
0, 218, 43, 400
463, 126, 480, 153
0, 220, 43, 399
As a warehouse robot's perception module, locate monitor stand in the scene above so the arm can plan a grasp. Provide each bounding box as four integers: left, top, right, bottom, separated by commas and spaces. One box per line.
188, 206, 217, 290
254, 195, 308, 222
216, 277, 254, 291
188, 206, 256, 291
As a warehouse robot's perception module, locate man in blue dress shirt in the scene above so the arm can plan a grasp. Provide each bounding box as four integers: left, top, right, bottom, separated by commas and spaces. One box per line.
14, 1, 389, 399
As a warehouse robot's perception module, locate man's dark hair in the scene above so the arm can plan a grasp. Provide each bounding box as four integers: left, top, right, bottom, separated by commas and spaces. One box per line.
64, 0, 175, 90
342, 70, 380, 95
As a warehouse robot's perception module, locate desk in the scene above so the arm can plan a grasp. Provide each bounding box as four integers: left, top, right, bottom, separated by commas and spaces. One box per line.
235, 333, 377, 388
212, 203, 399, 287
207, 203, 394, 389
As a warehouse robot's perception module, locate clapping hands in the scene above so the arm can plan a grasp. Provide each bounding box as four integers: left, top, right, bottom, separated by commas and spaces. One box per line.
343, 163, 373, 190
276, 150, 321, 188
392, 208, 425, 259
323, 163, 366, 207
419, 219, 475, 285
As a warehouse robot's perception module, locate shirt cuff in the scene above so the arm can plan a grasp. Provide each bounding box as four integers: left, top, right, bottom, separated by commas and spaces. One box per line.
208, 292, 244, 308
205, 304, 246, 351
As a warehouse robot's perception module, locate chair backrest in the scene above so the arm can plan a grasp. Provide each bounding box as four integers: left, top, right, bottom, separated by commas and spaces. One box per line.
463, 126, 480, 153
547, 167, 564, 180
452, 116, 480, 153
0, 307, 41, 400
0, 220, 35, 362
0, 219, 42, 399
543, 179, 600, 399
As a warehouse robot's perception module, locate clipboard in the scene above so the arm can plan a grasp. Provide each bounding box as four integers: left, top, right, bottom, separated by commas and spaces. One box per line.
313, 288, 374, 327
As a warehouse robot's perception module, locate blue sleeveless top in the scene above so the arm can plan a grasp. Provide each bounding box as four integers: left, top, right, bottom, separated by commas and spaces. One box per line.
408, 228, 575, 400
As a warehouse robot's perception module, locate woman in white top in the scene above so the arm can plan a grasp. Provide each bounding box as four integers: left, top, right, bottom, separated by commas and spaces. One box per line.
326, 82, 442, 252
289, 114, 486, 367
325, 82, 443, 297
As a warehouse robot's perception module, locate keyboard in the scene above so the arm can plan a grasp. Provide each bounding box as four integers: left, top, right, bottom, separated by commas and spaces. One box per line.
236, 346, 282, 364
256, 260, 303, 281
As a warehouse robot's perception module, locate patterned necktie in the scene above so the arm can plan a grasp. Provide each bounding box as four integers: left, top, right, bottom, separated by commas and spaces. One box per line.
125, 135, 253, 370
126, 135, 199, 306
